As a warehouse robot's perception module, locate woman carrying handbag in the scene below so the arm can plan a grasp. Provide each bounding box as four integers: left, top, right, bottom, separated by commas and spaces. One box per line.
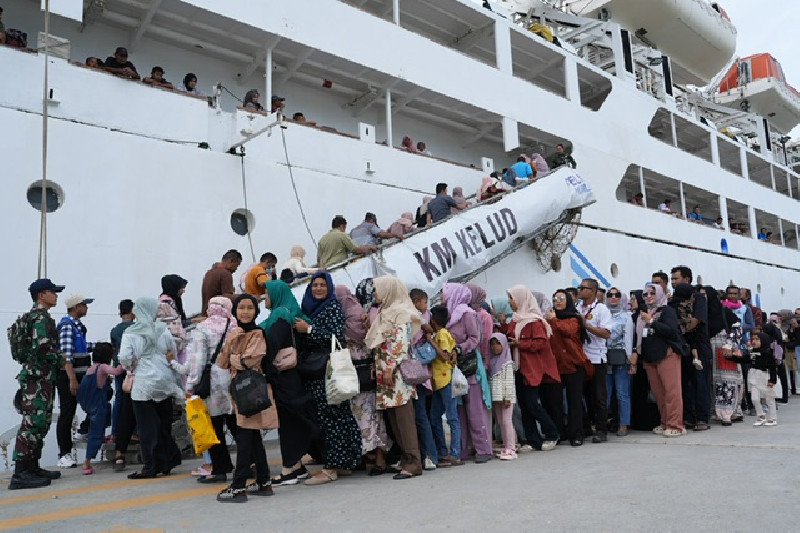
215, 294, 278, 503
261, 280, 320, 486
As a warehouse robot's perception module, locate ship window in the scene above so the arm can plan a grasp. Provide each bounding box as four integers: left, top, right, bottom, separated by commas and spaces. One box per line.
648, 108, 673, 146
746, 152, 772, 189
230, 209, 255, 236
673, 115, 713, 164
610, 263, 619, 278
717, 135, 743, 177
697, 275, 703, 285
26, 181, 64, 213
725, 198, 750, 238
615, 164, 642, 203
781, 287, 786, 296
551, 256, 562, 272
757, 283, 762, 293
577, 63, 612, 111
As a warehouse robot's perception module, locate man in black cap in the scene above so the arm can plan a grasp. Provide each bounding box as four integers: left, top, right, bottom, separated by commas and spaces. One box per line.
8, 279, 65, 490
103, 46, 140, 79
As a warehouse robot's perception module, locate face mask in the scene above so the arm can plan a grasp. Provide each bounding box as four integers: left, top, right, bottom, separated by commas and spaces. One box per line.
266, 267, 275, 274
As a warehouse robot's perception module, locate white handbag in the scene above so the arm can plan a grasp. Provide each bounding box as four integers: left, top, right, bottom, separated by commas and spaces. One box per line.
325, 335, 360, 405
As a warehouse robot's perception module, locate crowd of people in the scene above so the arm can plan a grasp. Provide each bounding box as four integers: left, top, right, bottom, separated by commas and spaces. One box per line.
10, 255, 797, 501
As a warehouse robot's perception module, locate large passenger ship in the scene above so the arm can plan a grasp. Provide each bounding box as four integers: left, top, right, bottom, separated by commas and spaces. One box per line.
1, 0, 799, 450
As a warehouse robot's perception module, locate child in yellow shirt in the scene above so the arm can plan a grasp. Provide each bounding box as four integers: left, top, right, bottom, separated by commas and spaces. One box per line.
427, 306, 463, 467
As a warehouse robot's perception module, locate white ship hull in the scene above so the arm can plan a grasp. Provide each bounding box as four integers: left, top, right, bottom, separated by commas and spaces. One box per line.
0, 0, 797, 454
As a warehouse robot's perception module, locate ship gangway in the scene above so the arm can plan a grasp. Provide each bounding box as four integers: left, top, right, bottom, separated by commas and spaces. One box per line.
290, 167, 596, 299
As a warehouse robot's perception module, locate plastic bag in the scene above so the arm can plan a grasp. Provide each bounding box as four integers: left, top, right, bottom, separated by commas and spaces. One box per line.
186, 396, 220, 455
451, 366, 469, 397
325, 336, 359, 405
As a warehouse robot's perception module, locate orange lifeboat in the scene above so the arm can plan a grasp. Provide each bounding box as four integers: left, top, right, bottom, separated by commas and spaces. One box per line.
714, 53, 800, 134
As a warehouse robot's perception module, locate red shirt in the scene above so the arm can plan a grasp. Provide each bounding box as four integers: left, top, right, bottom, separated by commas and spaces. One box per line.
501, 320, 560, 386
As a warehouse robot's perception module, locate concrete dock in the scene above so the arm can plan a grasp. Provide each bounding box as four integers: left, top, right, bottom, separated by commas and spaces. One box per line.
1, 402, 799, 532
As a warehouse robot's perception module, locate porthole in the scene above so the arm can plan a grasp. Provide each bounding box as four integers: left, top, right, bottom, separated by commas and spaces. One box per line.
230, 208, 255, 236
610, 263, 619, 278
551, 255, 562, 272
757, 283, 762, 293
696, 275, 703, 285
781, 287, 785, 296
26, 181, 64, 213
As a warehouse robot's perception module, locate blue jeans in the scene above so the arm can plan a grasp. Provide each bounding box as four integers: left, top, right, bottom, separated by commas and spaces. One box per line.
430, 383, 461, 459
606, 365, 631, 426
86, 404, 108, 460
413, 385, 437, 463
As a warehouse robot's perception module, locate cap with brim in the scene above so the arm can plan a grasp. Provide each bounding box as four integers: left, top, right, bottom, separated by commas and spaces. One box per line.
64, 294, 95, 309
29, 279, 65, 298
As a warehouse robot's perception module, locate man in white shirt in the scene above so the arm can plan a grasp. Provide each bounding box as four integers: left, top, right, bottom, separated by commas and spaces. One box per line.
658, 199, 675, 214
575, 278, 612, 443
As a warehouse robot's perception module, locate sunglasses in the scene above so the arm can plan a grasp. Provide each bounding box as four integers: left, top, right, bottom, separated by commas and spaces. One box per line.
607, 292, 621, 298
577, 286, 591, 290
553, 295, 567, 301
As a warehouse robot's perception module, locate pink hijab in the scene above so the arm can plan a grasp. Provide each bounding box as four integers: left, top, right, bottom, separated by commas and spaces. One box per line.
477, 176, 494, 199
388, 212, 415, 236
401, 136, 417, 153
443, 282, 474, 328
508, 285, 552, 339
203, 296, 236, 338
335, 285, 367, 343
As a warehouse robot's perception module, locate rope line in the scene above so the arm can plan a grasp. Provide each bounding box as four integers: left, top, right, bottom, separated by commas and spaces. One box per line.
238, 148, 256, 264
37, 0, 51, 278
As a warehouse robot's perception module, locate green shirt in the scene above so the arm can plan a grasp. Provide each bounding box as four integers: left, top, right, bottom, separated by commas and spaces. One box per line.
18, 305, 61, 383
317, 229, 358, 267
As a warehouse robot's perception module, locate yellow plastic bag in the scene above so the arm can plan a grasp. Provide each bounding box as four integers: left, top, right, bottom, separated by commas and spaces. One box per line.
186, 396, 220, 455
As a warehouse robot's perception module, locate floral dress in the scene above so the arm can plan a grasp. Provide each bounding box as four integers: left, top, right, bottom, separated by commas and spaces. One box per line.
349, 343, 391, 453
374, 322, 417, 410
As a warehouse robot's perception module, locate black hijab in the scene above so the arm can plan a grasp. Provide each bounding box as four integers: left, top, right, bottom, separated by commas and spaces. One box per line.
702, 284, 726, 337
630, 289, 646, 326
183, 72, 197, 91
233, 294, 261, 332
671, 283, 694, 303
554, 290, 588, 344
755, 332, 774, 357
161, 274, 187, 321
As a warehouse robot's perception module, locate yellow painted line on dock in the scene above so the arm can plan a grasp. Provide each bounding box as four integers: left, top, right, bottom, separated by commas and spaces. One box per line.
0, 473, 191, 506
0, 484, 220, 530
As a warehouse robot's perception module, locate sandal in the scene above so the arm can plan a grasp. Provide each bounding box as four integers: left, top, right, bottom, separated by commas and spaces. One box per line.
663, 428, 687, 438
392, 471, 414, 480
113, 457, 126, 472
127, 471, 156, 479
304, 470, 337, 486
368, 466, 387, 476
693, 422, 710, 431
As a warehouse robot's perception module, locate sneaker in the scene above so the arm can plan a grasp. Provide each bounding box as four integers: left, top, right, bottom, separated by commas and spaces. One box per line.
652, 426, 665, 435
191, 466, 212, 476
764, 419, 777, 427
499, 448, 517, 460
245, 481, 274, 496
518, 444, 534, 453
271, 471, 299, 486
423, 458, 436, 471
664, 428, 687, 437
753, 416, 767, 427
8, 471, 51, 490
57, 453, 77, 469
474, 454, 492, 464
217, 486, 247, 503
73, 433, 88, 443
32, 466, 61, 480
541, 440, 557, 451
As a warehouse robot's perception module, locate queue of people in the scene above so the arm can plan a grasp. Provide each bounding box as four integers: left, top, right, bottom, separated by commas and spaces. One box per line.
10, 257, 796, 495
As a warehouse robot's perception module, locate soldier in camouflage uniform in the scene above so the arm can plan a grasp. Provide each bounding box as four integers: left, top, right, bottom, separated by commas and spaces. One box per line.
8, 279, 65, 490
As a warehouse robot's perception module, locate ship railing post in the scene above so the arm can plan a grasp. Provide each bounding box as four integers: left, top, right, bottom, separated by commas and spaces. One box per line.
392, 0, 400, 25
710, 133, 720, 167
778, 218, 785, 247
748, 206, 757, 240
564, 55, 580, 104
669, 113, 677, 148
266, 46, 273, 112
679, 181, 687, 219
740, 147, 749, 180
770, 163, 776, 191
719, 195, 729, 232
638, 165, 646, 207
385, 88, 393, 148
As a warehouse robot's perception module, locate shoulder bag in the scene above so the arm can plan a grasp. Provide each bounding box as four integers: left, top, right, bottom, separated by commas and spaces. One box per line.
230, 360, 272, 417
414, 341, 437, 365
297, 333, 332, 380
195, 320, 230, 399
325, 336, 360, 405
354, 358, 377, 391
274, 326, 298, 372
122, 358, 136, 393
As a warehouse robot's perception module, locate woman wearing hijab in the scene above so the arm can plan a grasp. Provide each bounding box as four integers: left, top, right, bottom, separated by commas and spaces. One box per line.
260, 281, 319, 486
545, 289, 590, 446
705, 285, 744, 426
365, 276, 423, 479
450, 187, 467, 214
186, 297, 237, 484
298, 272, 361, 485
179, 72, 204, 95
415, 197, 432, 229
465, 283, 494, 362
216, 294, 278, 502
335, 283, 391, 476
499, 285, 560, 451
629, 289, 658, 431
160, 274, 189, 326
533, 291, 553, 314
531, 153, 549, 177
159, 275, 190, 373
388, 212, 416, 237
748, 332, 779, 426
118, 297, 183, 479
443, 283, 493, 462
604, 288, 634, 436
639, 283, 685, 437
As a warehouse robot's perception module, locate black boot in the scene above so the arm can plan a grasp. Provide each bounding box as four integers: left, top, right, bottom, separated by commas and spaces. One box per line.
9, 460, 51, 490
33, 451, 61, 479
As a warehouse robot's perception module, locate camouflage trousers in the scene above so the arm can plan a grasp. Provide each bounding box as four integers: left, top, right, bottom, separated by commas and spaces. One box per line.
13, 377, 55, 462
